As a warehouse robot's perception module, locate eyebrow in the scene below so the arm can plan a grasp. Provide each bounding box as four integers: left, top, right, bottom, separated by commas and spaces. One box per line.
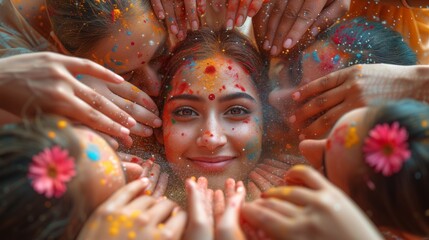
167, 92, 256, 103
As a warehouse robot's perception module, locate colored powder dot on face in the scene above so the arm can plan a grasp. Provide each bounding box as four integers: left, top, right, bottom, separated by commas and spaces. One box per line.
332, 54, 341, 64
128, 231, 136, 239
234, 84, 246, 92
111, 8, 121, 22
126, 30, 132, 36
47, 131, 56, 139
149, 40, 155, 46
312, 51, 321, 63
171, 119, 176, 124
112, 44, 119, 52
76, 74, 84, 80
204, 65, 216, 74
356, 53, 362, 59
130, 41, 135, 46
181, 133, 185, 136
208, 94, 216, 100
228, 66, 232, 70
86, 144, 101, 161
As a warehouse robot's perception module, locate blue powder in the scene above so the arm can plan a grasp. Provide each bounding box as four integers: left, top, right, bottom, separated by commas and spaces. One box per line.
86, 144, 100, 161
356, 53, 362, 59
112, 44, 119, 52
76, 74, 84, 80
332, 54, 340, 64
126, 30, 132, 36
312, 51, 321, 63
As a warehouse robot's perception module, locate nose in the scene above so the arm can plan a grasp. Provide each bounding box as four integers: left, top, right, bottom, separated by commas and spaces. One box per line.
196, 118, 227, 151
299, 139, 326, 169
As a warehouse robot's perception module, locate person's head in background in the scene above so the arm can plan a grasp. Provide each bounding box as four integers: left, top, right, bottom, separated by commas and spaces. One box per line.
0, 116, 126, 239
46, 0, 167, 96
266, 17, 418, 155
156, 28, 269, 191
301, 99, 429, 237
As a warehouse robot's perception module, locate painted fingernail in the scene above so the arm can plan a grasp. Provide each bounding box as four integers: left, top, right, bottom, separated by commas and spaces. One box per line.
158, 11, 165, 19
263, 40, 270, 50
121, 127, 130, 135
270, 45, 278, 55
236, 15, 244, 26
153, 118, 162, 127
170, 24, 179, 34
311, 27, 319, 36
127, 117, 137, 127
292, 91, 301, 100
191, 20, 198, 31
283, 38, 292, 49
288, 115, 296, 123
226, 19, 234, 30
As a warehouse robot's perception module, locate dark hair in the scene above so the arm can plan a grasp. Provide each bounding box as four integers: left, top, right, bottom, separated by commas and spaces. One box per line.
351, 99, 429, 236
46, 0, 151, 56
318, 17, 417, 65
0, 116, 84, 239
159, 28, 269, 112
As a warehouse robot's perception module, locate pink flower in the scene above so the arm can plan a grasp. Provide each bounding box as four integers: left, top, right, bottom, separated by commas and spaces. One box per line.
363, 122, 411, 176
28, 146, 76, 198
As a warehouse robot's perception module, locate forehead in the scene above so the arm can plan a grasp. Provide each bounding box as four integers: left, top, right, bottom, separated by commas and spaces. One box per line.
87, 11, 166, 73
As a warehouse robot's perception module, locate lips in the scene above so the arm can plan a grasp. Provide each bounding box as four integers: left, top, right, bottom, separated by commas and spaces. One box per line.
188, 156, 235, 173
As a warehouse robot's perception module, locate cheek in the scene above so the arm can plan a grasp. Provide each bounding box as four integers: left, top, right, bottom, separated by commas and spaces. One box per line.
228, 118, 262, 161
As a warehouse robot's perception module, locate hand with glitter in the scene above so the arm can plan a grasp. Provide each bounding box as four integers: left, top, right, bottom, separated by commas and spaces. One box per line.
79, 77, 162, 145
150, 0, 207, 40
241, 165, 383, 240
183, 177, 215, 240
77, 178, 187, 240
213, 179, 246, 240
253, 0, 350, 56
0, 52, 136, 143
218, 0, 264, 30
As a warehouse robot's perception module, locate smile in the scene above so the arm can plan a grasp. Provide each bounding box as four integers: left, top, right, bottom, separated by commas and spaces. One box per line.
188, 156, 235, 173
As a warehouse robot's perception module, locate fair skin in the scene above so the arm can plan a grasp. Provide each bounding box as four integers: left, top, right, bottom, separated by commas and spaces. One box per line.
160, 55, 263, 190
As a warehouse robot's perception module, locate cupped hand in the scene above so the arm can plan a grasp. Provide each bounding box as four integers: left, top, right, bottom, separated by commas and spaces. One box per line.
242, 165, 383, 240
253, 0, 350, 56
0, 52, 134, 141
77, 178, 187, 240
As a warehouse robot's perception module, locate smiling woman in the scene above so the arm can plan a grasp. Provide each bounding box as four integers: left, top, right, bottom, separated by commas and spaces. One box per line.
156, 28, 269, 203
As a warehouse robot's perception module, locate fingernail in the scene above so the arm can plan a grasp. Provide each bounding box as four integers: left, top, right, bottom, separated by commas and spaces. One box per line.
140, 177, 149, 184
170, 24, 179, 34
177, 30, 185, 41
236, 15, 244, 26
226, 19, 234, 30
172, 206, 180, 216
127, 117, 137, 127
191, 20, 198, 31
288, 115, 296, 123
158, 11, 165, 19
283, 38, 292, 49
311, 27, 319, 36
191, 176, 196, 182
237, 186, 245, 193
263, 40, 270, 50
292, 91, 301, 100
153, 118, 162, 127
121, 127, 130, 135
248, 9, 256, 17
114, 74, 124, 82
270, 45, 278, 55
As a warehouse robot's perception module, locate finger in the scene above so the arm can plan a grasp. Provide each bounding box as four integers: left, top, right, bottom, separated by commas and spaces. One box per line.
146, 163, 161, 195
122, 162, 144, 182
124, 195, 157, 215
262, 185, 317, 206
174, 0, 188, 40
151, 0, 167, 19
255, 198, 301, 217
226, 0, 239, 30
118, 152, 144, 164
186, 179, 206, 219
235, 0, 252, 27
100, 178, 150, 210
184, 0, 200, 31
257, 164, 287, 178
58, 94, 131, 140
197, 0, 207, 15
261, 158, 293, 170
162, 0, 179, 35
108, 82, 159, 115
249, 171, 273, 192
309, 0, 350, 37
247, 181, 261, 200
284, 165, 330, 190
214, 189, 226, 224
163, 210, 188, 240
268, 87, 296, 113
254, 167, 286, 186
197, 176, 208, 189
146, 198, 178, 225
225, 178, 236, 199
152, 172, 169, 198
263, 0, 288, 51
282, 0, 327, 50
247, 0, 263, 17
241, 203, 294, 240
140, 159, 154, 177
97, 131, 119, 150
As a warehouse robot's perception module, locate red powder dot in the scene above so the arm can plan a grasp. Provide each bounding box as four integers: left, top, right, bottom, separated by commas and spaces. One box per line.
228, 66, 232, 70
181, 133, 185, 136
137, 52, 143, 58
232, 128, 235, 131
131, 41, 135, 46
204, 65, 216, 74
141, 61, 146, 64
210, 134, 213, 137
208, 94, 215, 100
235, 84, 246, 92
131, 157, 140, 163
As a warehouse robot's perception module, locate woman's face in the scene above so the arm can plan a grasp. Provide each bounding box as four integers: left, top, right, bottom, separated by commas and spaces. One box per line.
88, 10, 167, 96
161, 56, 263, 189
300, 108, 370, 194
72, 127, 126, 210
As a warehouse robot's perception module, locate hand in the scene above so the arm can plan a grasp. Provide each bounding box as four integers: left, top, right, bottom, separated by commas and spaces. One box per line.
241, 165, 383, 240
253, 0, 350, 55
214, 179, 246, 240
150, 0, 207, 40
184, 177, 215, 240
0, 52, 135, 141
269, 64, 428, 139
221, 0, 264, 29
80, 78, 162, 141
77, 178, 187, 240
